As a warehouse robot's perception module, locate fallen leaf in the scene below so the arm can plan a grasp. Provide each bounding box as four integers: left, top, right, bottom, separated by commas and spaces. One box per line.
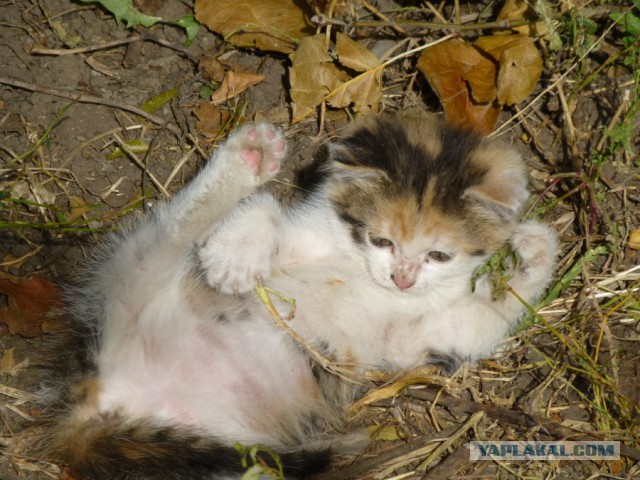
324, 33, 382, 114
474, 34, 542, 105
335, 32, 379, 72
0, 348, 29, 376
417, 39, 500, 135
140, 88, 179, 113
67, 196, 93, 222
192, 102, 231, 138
210, 70, 266, 104
497, 0, 546, 37
199, 55, 229, 83
195, 0, 314, 54
289, 34, 348, 121
0, 272, 63, 337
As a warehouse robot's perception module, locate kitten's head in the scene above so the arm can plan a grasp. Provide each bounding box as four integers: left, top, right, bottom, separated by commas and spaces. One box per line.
323, 115, 529, 294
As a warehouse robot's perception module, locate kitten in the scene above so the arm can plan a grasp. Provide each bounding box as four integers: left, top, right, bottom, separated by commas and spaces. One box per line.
38, 115, 557, 479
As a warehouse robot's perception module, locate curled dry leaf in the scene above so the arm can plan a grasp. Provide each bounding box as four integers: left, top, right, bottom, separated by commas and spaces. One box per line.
195, 0, 313, 54
210, 70, 266, 104
289, 34, 348, 122
497, 0, 546, 37
326, 33, 382, 114
335, 32, 379, 73
474, 34, 543, 106
0, 272, 63, 337
417, 39, 500, 135
288, 33, 382, 122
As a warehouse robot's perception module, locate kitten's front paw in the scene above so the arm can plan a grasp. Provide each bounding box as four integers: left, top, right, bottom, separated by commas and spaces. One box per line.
510, 220, 558, 284
201, 243, 274, 295
224, 123, 287, 184
198, 199, 280, 295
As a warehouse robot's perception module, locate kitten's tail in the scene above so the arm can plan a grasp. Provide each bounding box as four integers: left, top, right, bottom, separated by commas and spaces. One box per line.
42, 413, 330, 480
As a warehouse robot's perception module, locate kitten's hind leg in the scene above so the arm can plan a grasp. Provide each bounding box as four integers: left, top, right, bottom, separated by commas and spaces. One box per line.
164, 123, 287, 246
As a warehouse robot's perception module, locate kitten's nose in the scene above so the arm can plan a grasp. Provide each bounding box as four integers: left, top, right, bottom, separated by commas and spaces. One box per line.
392, 274, 415, 289
392, 259, 419, 289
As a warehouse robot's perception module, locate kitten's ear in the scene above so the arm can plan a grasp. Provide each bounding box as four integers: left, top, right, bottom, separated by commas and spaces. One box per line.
464, 145, 529, 220
326, 143, 388, 181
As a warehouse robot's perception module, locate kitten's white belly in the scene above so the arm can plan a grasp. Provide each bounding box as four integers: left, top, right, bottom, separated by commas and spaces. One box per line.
96, 290, 320, 446
94, 246, 469, 444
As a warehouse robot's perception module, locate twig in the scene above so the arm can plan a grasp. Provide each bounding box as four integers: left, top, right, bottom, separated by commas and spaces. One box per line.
112, 133, 170, 197
163, 146, 196, 190
10, 104, 72, 164
409, 388, 640, 461
317, 424, 462, 480
29, 36, 140, 56
29, 32, 198, 63
491, 19, 620, 138
359, 0, 408, 35
255, 283, 361, 383
416, 411, 483, 471
0, 76, 181, 136
352, 16, 533, 31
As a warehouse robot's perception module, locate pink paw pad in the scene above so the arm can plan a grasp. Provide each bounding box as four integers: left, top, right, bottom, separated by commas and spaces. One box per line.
247, 128, 258, 141
266, 161, 279, 173
241, 148, 262, 173
274, 140, 285, 153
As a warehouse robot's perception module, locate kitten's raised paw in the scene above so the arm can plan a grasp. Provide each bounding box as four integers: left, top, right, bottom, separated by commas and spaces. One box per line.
198, 197, 281, 295
510, 220, 558, 283
224, 123, 287, 184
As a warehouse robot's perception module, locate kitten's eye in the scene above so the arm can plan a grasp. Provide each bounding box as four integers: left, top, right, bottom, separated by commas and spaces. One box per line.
428, 251, 453, 262
369, 235, 394, 249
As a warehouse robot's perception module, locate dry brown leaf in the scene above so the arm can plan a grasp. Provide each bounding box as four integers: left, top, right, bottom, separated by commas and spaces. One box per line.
497, 0, 546, 36
210, 70, 266, 104
68, 196, 92, 222
192, 103, 231, 138
289, 34, 347, 122
325, 34, 382, 113
326, 68, 382, 114
0, 272, 63, 337
199, 55, 229, 83
474, 34, 542, 105
195, 0, 313, 54
335, 33, 379, 72
417, 39, 500, 135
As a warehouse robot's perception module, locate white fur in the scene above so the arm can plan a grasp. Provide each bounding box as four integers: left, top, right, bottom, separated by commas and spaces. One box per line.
89, 123, 557, 456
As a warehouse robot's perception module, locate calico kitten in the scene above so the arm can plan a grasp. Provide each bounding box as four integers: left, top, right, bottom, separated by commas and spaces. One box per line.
39, 115, 557, 479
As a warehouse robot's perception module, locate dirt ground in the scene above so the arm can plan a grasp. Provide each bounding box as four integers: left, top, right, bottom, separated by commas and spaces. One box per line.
1, 0, 639, 479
